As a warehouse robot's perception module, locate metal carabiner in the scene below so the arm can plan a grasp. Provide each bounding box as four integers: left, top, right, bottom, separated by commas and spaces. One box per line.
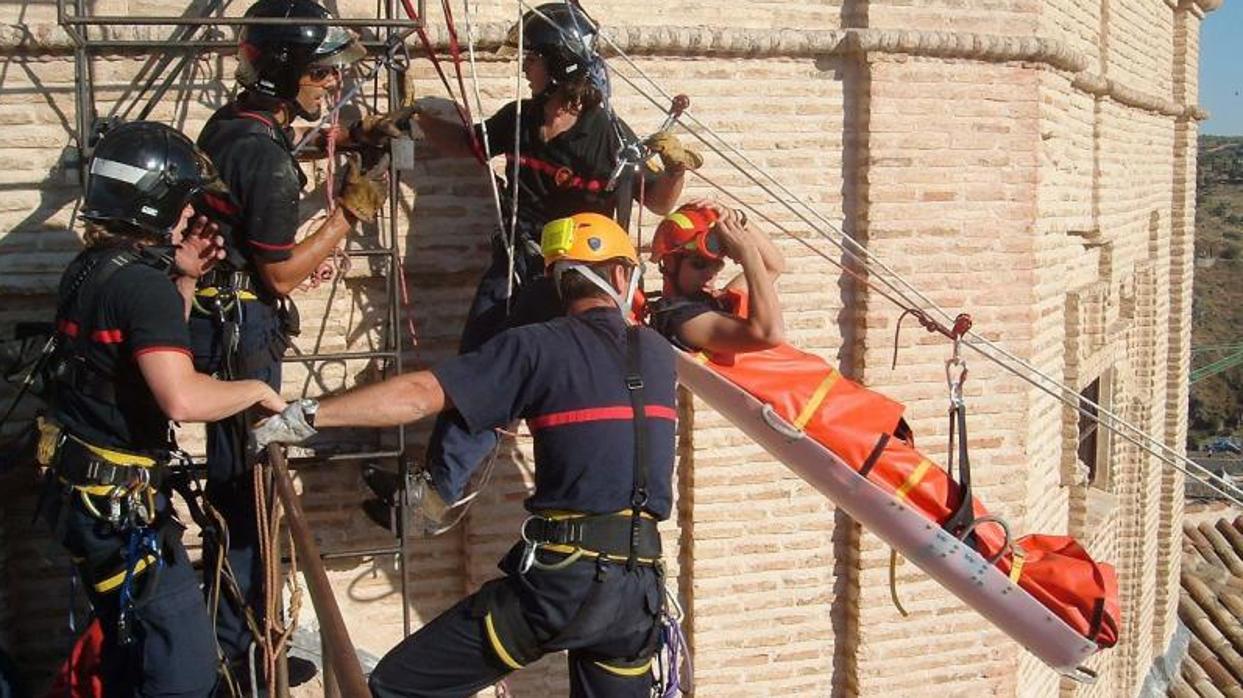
945, 354, 968, 408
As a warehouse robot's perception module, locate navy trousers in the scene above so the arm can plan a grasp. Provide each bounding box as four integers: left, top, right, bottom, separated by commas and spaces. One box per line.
46, 487, 217, 698
189, 300, 286, 665
369, 545, 662, 698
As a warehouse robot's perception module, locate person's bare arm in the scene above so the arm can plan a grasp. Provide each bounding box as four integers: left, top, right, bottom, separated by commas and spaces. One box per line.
137, 351, 285, 422
724, 221, 786, 291
679, 209, 785, 353
314, 370, 451, 428
254, 208, 353, 296
640, 169, 686, 216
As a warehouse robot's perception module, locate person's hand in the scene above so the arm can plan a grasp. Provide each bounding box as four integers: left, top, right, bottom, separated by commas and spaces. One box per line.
251, 399, 318, 452
350, 106, 417, 148
256, 385, 287, 416
337, 153, 389, 224
175, 215, 227, 278
713, 208, 755, 262
643, 132, 703, 173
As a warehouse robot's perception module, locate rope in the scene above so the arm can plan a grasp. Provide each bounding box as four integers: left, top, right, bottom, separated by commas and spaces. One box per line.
586, 25, 1243, 508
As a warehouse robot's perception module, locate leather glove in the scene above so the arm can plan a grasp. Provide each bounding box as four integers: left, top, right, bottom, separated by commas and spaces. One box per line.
644, 131, 703, 173
251, 399, 318, 452
350, 106, 417, 148
409, 470, 450, 536
337, 154, 389, 224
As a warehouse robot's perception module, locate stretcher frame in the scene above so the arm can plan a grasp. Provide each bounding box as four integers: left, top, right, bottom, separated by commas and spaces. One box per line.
676, 352, 1100, 683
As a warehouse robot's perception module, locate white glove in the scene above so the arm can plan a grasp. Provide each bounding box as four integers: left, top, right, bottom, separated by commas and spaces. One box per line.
251, 399, 319, 452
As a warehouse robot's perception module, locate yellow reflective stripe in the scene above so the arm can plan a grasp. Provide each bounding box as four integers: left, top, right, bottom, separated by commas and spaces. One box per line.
93, 554, 156, 594
195, 287, 258, 301
1009, 553, 1026, 584
894, 460, 933, 501
537, 543, 659, 566
484, 612, 525, 670
593, 657, 654, 677
69, 435, 156, 467
793, 371, 840, 430
75, 483, 119, 497
534, 509, 656, 521
665, 212, 694, 230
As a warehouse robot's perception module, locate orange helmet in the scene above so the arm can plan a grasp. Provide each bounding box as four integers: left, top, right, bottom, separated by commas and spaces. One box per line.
541, 212, 642, 318
541, 212, 638, 269
651, 204, 724, 267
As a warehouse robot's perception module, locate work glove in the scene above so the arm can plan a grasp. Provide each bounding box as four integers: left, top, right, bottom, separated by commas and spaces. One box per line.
349, 106, 417, 148
643, 131, 703, 174
337, 153, 389, 224
251, 399, 318, 452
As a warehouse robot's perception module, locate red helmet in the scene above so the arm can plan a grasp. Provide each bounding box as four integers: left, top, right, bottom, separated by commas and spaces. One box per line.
650, 204, 724, 267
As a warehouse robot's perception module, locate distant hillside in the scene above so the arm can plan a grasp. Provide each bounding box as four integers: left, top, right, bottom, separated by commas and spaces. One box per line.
1190, 134, 1243, 445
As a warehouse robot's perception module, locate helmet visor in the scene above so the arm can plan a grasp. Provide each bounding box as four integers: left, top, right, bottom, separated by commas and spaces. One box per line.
309, 26, 366, 68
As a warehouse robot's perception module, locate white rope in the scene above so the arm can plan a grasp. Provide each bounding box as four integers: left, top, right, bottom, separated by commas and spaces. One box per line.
459, 0, 509, 253
505, 5, 525, 305
588, 27, 1243, 507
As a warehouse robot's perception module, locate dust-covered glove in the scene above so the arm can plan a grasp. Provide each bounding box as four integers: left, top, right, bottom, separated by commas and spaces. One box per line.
644, 131, 703, 174
349, 106, 417, 148
251, 399, 319, 452
337, 153, 389, 224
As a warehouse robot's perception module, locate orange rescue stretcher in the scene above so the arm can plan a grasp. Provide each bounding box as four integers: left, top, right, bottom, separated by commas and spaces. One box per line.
669, 295, 1118, 682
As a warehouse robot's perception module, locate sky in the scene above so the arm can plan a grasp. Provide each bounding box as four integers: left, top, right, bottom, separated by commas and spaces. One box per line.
1202, 1, 1243, 136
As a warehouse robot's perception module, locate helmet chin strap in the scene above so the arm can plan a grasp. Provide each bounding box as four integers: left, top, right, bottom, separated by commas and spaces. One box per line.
554, 261, 640, 322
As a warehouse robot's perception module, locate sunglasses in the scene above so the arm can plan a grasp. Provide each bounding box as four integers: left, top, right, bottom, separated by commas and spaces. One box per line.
304, 66, 340, 83
687, 256, 724, 272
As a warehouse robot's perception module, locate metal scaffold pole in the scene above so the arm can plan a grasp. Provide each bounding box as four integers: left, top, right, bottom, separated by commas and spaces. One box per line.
55, 0, 429, 682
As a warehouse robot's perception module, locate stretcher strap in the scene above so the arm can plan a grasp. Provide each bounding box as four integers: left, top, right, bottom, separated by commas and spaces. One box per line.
894, 460, 933, 501
793, 371, 839, 429
1008, 552, 1025, 584
859, 434, 890, 478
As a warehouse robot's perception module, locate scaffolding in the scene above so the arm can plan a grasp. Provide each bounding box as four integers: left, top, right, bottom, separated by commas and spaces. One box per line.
56, 1, 429, 691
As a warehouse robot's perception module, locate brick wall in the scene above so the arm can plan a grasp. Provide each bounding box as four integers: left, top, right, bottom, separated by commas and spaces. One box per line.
0, 0, 1220, 695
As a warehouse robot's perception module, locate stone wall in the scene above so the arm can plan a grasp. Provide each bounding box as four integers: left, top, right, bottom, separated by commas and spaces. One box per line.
0, 0, 1218, 695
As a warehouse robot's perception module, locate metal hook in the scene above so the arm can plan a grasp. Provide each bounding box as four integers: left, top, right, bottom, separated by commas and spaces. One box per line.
945, 355, 968, 406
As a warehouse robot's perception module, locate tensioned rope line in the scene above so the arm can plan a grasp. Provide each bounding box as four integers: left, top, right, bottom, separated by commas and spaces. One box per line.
577, 21, 1243, 506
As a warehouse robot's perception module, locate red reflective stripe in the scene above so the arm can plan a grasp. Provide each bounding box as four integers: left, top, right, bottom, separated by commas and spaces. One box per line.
133, 346, 192, 358
247, 239, 296, 251
236, 110, 274, 128
90, 329, 124, 344
58, 319, 79, 338
527, 405, 677, 431
515, 156, 604, 192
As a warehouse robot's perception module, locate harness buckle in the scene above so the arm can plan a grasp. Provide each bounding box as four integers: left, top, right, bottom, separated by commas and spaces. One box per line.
625, 375, 644, 391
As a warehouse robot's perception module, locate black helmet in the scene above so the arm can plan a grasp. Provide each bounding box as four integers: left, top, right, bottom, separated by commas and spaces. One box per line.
80, 122, 229, 239
505, 2, 599, 86
237, 0, 365, 101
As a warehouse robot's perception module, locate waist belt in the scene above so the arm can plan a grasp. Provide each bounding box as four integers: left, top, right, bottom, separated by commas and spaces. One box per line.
54, 431, 166, 492
521, 511, 662, 562
197, 269, 261, 302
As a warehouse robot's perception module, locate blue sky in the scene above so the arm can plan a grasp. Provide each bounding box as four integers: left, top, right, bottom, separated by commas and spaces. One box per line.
1202, 1, 1243, 135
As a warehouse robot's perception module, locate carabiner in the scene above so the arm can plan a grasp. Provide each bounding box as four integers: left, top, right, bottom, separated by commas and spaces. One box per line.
945, 355, 968, 407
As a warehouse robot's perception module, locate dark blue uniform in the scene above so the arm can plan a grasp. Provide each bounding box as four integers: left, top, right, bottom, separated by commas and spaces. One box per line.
192, 101, 299, 665
43, 246, 217, 697
370, 308, 677, 698
424, 99, 657, 506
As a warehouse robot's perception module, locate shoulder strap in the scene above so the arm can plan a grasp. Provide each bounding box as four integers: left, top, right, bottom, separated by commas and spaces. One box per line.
623, 324, 648, 570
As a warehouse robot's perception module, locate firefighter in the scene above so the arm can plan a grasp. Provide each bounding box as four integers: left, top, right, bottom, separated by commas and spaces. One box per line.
254, 213, 677, 697
411, 0, 702, 516
38, 121, 286, 697
647, 200, 786, 354
190, 0, 396, 673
